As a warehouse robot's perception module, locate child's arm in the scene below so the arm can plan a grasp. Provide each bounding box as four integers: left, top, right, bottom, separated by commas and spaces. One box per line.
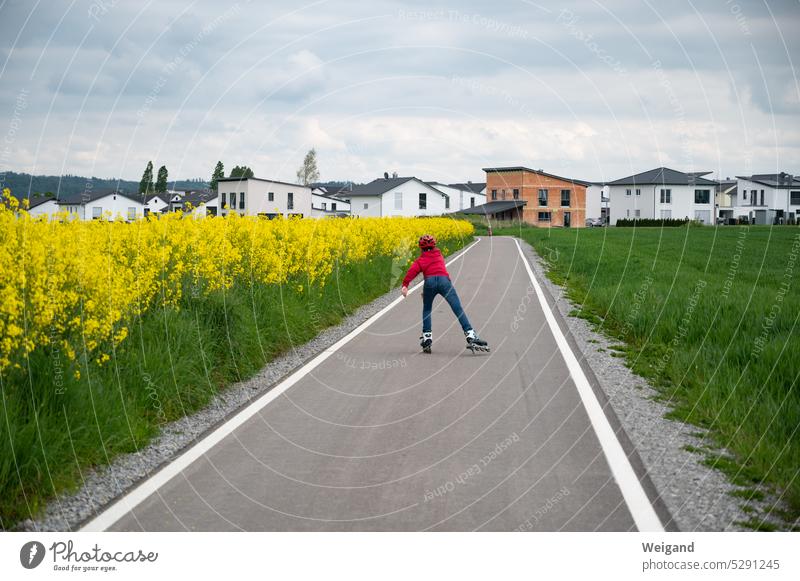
401, 259, 422, 295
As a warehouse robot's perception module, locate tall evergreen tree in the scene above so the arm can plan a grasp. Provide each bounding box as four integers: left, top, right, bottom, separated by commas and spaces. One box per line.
210, 161, 224, 191
139, 161, 154, 194
296, 148, 319, 185
155, 165, 168, 194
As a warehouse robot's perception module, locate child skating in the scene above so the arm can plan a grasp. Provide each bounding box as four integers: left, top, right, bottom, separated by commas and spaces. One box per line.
401, 235, 489, 354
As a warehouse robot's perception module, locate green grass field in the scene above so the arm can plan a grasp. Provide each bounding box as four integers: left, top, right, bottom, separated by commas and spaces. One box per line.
497, 224, 800, 526
0, 237, 469, 529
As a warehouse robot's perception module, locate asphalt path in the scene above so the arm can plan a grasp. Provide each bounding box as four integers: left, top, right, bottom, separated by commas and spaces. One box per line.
88, 236, 666, 531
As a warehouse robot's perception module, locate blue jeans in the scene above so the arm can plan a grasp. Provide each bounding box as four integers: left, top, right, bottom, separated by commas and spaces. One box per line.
422, 276, 472, 334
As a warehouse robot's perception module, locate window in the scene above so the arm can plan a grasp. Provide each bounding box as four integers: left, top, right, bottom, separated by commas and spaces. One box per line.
626, 209, 630, 217
92, 207, 102, 219
127, 207, 136, 220
660, 209, 672, 219
513, 188, 519, 200
635, 188, 641, 196
394, 191, 403, 210
660, 188, 672, 203
445, 196, 450, 209
239, 192, 245, 209
560, 189, 570, 207
322, 202, 327, 210
537, 211, 551, 222
760, 190, 764, 206
491, 189, 497, 200
331, 203, 337, 211
363, 202, 368, 209
626, 189, 632, 196
635, 209, 641, 217
743, 189, 747, 201
694, 189, 710, 204
419, 193, 427, 210
501, 189, 506, 200
268, 192, 274, 202
221, 192, 226, 208
752, 189, 758, 205
790, 191, 800, 205
538, 189, 548, 206
470, 197, 475, 208
287, 192, 294, 210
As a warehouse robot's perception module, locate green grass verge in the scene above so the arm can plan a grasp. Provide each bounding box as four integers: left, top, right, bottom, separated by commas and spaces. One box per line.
494, 224, 800, 523
0, 237, 470, 528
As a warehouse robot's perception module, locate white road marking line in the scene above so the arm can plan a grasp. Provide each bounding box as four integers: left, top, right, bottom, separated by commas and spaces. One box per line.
514, 238, 664, 532
80, 238, 481, 531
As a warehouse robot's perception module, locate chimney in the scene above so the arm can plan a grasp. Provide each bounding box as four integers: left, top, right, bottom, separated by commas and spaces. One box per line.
384, 172, 389, 179
392, 172, 398, 178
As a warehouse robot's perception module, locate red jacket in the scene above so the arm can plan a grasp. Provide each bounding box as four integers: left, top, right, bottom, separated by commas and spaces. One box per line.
402, 248, 450, 287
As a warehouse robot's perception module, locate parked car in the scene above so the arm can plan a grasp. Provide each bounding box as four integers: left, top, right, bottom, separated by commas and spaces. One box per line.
585, 218, 605, 227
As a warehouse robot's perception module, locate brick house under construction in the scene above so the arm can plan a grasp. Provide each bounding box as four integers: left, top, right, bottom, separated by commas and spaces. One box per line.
474, 166, 590, 227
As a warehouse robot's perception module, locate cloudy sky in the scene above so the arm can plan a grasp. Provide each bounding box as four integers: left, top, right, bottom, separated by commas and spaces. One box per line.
1, 0, 798, 185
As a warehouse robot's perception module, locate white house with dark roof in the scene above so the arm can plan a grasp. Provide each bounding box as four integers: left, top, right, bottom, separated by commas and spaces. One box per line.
180, 191, 219, 217
6, 192, 59, 218
217, 176, 311, 218
345, 176, 450, 217
311, 191, 350, 217
143, 194, 169, 215
426, 182, 486, 212
57, 189, 145, 221
607, 167, 718, 225
731, 173, 800, 225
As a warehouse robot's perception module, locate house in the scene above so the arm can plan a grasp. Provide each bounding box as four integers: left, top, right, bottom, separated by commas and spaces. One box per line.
311, 191, 350, 218
730, 173, 800, 225
345, 176, 450, 217
714, 178, 738, 224
217, 176, 311, 218
311, 183, 353, 199
606, 167, 718, 225
425, 182, 487, 212
585, 183, 611, 224
5, 192, 59, 218
57, 189, 145, 221
143, 194, 170, 216
448, 181, 487, 196
181, 191, 219, 217
482, 166, 590, 227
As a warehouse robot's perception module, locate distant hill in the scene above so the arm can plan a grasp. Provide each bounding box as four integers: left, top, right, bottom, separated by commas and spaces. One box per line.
0, 172, 209, 199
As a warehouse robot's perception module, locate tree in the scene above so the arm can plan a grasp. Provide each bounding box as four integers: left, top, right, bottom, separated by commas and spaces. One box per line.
296, 148, 319, 185
229, 165, 254, 179
155, 165, 168, 194
139, 161, 154, 194
210, 161, 224, 191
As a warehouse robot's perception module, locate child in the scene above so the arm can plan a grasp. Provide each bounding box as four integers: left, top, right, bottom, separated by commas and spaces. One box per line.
401, 235, 489, 353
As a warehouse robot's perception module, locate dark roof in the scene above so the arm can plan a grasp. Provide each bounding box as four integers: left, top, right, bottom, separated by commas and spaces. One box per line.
9, 192, 58, 210
607, 167, 717, 186
460, 200, 527, 215
735, 173, 800, 189
347, 177, 447, 198
482, 166, 592, 187
182, 191, 218, 206
448, 182, 486, 194
217, 176, 308, 189
57, 189, 146, 205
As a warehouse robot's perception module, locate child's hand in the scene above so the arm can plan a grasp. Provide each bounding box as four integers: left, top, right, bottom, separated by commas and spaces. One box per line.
401, 286, 408, 297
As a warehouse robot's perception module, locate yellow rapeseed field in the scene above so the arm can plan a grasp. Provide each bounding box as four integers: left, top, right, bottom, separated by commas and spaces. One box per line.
0, 188, 472, 375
